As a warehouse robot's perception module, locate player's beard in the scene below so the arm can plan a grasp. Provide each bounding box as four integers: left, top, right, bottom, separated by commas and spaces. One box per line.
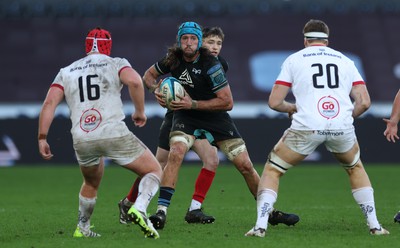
183, 47, 197, 60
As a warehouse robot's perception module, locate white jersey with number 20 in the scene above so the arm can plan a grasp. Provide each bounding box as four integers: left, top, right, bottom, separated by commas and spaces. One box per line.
275, 45, 365, 130
52, 53, 132, 143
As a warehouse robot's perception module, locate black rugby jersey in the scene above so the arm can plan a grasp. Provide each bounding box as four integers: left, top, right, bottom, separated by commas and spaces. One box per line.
154, 50, 241, 141
154, 50, 228, 102
217, 55, 229, 73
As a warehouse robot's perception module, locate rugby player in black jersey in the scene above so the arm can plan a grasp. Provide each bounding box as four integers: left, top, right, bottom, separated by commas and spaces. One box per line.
119, 22, 299, 230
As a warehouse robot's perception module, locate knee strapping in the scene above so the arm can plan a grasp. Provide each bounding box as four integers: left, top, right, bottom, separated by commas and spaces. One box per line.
268, 151, 293, 173
170, 131, 195, 150
342, 149, 360, 170
219, 138, 246, 161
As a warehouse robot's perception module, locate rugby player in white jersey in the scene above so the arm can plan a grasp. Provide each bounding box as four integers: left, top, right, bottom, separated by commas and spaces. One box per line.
245, 19, 389, 237
38, 27, 162, 239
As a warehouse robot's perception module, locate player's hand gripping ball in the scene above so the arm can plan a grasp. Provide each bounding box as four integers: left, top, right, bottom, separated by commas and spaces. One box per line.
159, 77, 185, 109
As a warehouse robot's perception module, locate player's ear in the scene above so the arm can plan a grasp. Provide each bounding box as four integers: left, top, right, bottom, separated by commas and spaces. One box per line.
303, 38, 308, 47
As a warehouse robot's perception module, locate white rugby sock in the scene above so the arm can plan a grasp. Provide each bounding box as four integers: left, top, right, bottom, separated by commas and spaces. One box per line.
78, 194, 96, 231
189, 199, 202, 211
352, 187, 380, 229
255, 189, 277, 230
134, 173, 160, 213
157, 205, 168, 214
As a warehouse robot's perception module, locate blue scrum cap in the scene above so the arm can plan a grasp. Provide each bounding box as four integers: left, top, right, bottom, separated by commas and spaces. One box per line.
177, 21, 202, 50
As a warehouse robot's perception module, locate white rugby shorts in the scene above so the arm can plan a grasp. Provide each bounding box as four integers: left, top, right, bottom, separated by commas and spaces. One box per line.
282, 128, 356, 155
73, 132, 146, 167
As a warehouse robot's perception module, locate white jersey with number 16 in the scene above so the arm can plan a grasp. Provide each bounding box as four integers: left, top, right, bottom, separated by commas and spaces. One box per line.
51, 53, 132, 143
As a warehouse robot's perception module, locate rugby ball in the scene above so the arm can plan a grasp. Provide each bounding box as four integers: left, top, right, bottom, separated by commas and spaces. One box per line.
159, 77, 185, 109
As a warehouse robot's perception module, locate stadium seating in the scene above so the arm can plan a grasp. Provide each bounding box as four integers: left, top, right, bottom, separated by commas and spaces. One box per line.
2, 0, 400, 103
1, 0, 400, 18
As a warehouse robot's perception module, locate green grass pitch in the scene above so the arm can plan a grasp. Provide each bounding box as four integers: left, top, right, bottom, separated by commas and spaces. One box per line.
0, 163, 399, 248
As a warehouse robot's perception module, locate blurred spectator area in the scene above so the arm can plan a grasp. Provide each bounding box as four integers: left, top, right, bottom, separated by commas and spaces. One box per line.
2, 0, 400, 18
2, 0, 400, 103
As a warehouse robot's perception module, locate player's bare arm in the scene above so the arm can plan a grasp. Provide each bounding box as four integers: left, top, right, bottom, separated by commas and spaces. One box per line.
268, 84, 296, 114
143, 65, 162, 93
120, 66, 147, 127
350, 84, 371, 118
38, 86, 64, 159
143, 65, 166, 107
383, 89, 400, 142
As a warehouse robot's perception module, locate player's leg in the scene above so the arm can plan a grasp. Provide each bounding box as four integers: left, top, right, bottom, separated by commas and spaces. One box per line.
218, 136, 300, 226
156, 147, 170, 169
185, 139, 218, 224
123, 148, 162, 239
73, 142, 104, 238
246, 138, 305, 237
118, 176, 140, 224
118, 147, 169, 224
74, 162, 104, 237
123, 148, 162, 214
333, 141, 389, 235
149, 131, 195, 229
154, 138, 190, 211
119, 112, 172, 224
108, 133, 162, 238
218, 138, 259, 197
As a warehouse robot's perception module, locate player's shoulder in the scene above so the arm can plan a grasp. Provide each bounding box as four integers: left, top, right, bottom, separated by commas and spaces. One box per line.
324, 47, 355, 65
200, 48, 217, 62
59, 56, 86, 72
281, 49, 303, 65
217, 55, 229, 72
110, 56, 128, 61
199, 49, 223, 70
107, 56, 132, 69
102, 55, 128, 64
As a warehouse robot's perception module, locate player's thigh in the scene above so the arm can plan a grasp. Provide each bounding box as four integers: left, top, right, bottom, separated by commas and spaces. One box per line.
325, 128, 358, 164
273, 138, 306, 165
277, 129, 318, 164
125, 148, 162, 178
106, 133, 147, 165
74, 140, 102, 166
192, 139, 218, 170
332, 141, 360, 164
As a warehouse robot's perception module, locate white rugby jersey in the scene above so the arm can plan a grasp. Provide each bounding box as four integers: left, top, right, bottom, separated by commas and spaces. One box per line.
275, 45, 365, 130
52, 53, 132, 143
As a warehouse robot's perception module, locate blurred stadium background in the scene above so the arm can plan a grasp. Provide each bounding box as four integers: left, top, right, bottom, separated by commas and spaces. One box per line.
1, 0, 400, 166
